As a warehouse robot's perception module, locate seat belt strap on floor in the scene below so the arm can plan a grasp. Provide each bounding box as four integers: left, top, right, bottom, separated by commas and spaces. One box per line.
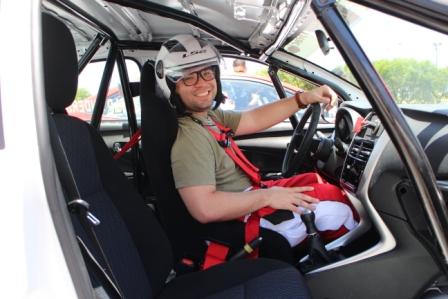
48, 116, 123, 299
67, 199, 123, 299
202, 242, 230, 270
114, 128, 142, 160
245, 213, 261, 258
243, 206, 276, 258
77, 237, 123, 299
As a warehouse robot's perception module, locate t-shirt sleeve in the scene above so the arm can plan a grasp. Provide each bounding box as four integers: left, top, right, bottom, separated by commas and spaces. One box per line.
213, 109, 242, 133
171, 128, 216, 189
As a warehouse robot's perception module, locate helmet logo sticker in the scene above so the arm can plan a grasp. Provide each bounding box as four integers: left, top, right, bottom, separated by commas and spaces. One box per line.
156, 60, 164, 79
182, 49, 206, 58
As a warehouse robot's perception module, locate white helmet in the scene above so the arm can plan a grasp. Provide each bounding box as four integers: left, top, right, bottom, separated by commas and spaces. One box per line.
155, 34, 224, 112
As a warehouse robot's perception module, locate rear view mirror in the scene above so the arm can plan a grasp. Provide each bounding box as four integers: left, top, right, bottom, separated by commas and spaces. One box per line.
315, 30, 331, 56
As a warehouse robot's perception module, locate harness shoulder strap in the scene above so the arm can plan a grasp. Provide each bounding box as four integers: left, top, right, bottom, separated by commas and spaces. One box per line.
192, 116, 277, 259
203, 118, 262, 185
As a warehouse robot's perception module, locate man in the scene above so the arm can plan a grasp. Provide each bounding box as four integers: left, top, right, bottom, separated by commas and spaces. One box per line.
233, 59, 247, 73
155, 35, 357, 261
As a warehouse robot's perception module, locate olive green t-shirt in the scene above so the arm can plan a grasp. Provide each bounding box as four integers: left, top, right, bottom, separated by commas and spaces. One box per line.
171, 109, 252, 192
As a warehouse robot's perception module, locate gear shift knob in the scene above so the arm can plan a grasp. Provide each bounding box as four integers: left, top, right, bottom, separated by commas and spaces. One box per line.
300, 209, 333, 266
300, 208, 319, 235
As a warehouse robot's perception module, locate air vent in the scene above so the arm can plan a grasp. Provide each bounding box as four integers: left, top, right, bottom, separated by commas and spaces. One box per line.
341, 137, 375, 192
348, 138, 374, 164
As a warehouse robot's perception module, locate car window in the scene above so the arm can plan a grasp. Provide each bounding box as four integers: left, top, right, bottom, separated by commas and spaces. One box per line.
66, 61, 101, 122
220, 58, 295, 112
221, 79, 293, 111
284, 1, 448, 107
126, 59, 141, 124
277, 69, 337, 123
220, 58, 334, 123
101, 60, 141, 127
338, 1, 448, 106
283, 7, 357, 86
67, 59, 140, 125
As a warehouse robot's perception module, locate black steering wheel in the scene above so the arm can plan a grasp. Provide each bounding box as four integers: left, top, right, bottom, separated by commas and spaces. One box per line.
282, 103, 321, 178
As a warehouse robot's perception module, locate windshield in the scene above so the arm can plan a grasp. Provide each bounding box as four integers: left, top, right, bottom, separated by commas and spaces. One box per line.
283, 3, 357, 85
283, 1, 448, 105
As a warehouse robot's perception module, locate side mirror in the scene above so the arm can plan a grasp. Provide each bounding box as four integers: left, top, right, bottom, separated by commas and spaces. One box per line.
315, 30, 332, 56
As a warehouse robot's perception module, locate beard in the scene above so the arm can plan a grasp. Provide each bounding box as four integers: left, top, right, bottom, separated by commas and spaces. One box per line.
185, 100, 214, 113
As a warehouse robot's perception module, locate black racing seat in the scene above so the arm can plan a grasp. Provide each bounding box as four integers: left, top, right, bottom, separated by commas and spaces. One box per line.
139, 60, 207, 262
42, 12, 310, 299
140, 61, 296, 265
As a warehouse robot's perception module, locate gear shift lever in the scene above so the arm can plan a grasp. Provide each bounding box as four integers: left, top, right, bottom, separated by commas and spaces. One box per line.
300, 209, 333, 264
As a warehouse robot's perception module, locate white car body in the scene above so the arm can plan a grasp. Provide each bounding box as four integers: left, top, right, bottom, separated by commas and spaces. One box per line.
0, 1, 77, 297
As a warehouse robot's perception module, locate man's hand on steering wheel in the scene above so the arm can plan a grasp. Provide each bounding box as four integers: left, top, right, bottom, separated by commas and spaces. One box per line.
298, 85, 338, 111
282, 85, 339, 178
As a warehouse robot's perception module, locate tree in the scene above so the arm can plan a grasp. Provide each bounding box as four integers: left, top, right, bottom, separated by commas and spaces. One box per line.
75, 88, 91, 101
340, 59, 448, 104
256, 69, 315, 91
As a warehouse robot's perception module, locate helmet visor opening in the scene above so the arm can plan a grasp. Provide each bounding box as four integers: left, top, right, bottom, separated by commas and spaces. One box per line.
166, 61, 219, 84
181, 66, 217, 86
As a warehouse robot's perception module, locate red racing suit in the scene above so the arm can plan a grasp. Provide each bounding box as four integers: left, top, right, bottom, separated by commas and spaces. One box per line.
205, 119, 358, 260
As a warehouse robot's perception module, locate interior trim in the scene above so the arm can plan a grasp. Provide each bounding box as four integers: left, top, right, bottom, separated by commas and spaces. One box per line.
438, 181, 448, 191
306, 130, 397, 274
260, 0, 310, 61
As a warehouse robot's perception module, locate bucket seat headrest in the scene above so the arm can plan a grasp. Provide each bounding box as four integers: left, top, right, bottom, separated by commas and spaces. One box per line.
42, 13, 78, 112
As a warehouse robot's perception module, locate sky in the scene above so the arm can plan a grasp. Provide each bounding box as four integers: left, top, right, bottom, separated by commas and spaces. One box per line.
353, 9, 448, 68
303, 2, 448, 73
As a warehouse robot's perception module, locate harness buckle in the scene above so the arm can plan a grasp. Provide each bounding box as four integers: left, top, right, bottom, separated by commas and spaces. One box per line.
218, 139, 231, 148
225, 130, 234, 138
68, 199, 101, 226
218, 132, 232, 148
86, 212, 101, 226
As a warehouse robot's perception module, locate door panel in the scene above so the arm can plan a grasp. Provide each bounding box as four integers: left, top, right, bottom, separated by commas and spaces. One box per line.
235, 123, 335, 174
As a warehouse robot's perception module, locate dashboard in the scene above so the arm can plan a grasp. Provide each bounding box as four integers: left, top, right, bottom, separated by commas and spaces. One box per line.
318, 102, 448, 190
237, 100, 448, 273
310, 101, 448, 272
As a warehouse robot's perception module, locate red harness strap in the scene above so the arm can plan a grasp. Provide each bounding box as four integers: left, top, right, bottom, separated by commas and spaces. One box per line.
113, 129, 142, 160
204, 121, 261, 186
201, 119, 356, 259
202, 242, 230, 270
243, 207, 275, 258
202, 119, 275, 259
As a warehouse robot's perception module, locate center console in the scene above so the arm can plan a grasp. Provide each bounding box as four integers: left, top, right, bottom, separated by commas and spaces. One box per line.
340, 113, 382, 192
